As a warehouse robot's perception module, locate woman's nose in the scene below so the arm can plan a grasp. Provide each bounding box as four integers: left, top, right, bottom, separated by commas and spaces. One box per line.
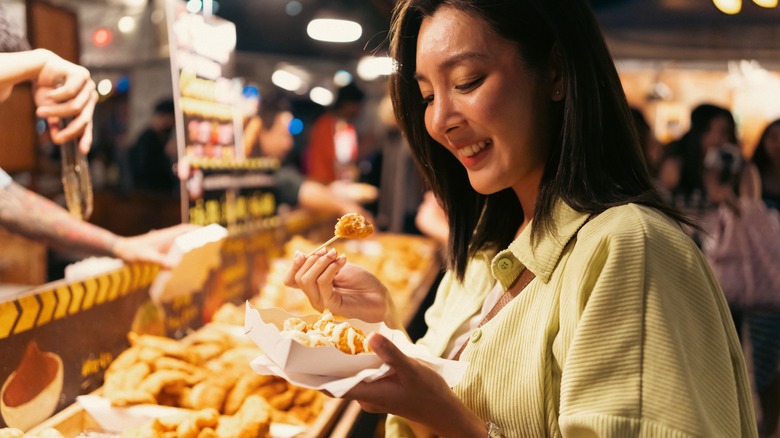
429, 94, 462, 137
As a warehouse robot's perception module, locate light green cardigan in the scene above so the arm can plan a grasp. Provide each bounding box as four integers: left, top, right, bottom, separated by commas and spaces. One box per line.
387, 202, 756, 437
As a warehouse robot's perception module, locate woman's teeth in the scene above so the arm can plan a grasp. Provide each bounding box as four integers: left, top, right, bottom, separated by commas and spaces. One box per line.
460, 140, 490, 158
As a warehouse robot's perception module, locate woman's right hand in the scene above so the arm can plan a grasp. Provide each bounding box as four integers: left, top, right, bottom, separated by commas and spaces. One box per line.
284, 249, 395, 325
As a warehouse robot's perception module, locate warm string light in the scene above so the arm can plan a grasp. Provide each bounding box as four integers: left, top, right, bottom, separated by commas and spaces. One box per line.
714, 0, 778, 14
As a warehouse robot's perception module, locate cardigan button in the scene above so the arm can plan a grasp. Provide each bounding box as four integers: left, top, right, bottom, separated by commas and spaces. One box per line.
496, 257, 513, 271
470, 329, 482, 343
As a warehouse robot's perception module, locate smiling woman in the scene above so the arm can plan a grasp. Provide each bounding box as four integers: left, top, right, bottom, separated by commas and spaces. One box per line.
281, 0, 759, 437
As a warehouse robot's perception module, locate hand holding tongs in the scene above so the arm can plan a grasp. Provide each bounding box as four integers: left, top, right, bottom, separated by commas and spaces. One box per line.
51, 76, 92, 220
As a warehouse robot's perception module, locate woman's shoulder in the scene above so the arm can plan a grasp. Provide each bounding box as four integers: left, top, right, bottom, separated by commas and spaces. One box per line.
579, 203, 691, 249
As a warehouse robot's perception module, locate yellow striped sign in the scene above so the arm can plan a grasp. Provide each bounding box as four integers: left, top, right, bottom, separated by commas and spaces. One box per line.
0, 263, 160, 340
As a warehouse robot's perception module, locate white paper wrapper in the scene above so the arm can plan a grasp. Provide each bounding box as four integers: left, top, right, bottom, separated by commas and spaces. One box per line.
244, 304, 469, 398
76, 395, 307, 438
148, 223, 228, 302
65, 257, 125, 282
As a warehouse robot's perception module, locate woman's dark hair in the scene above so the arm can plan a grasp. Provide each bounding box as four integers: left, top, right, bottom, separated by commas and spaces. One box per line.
389, 0, 690, 279
751, 118, 780, 177
665, 103, 737, 202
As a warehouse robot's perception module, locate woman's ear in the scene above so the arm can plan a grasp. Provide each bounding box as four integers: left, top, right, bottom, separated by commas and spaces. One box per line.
549, 45, 565, 102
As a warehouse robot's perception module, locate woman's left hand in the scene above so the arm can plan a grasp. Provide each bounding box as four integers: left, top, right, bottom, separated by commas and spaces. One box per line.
344, 334, 485, 437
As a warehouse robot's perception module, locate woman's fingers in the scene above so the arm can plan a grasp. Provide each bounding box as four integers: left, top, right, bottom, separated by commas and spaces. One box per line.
283, 251, 306, 287
299, 248, 339, 290
316, 254, 347, 307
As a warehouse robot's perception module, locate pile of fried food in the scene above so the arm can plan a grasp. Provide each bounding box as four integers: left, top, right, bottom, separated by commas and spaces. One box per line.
280, 309, 371, 355
101, 325, 323, 437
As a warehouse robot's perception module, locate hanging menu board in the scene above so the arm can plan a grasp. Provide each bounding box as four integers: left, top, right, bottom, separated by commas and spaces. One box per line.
166, 1, 279, 231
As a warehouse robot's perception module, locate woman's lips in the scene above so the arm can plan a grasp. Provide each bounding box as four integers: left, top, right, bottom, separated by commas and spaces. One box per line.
458, 139, 491, 158
457, 139, 492, 168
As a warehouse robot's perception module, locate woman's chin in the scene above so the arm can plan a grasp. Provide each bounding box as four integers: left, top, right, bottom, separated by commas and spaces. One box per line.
467, 176, 503, 196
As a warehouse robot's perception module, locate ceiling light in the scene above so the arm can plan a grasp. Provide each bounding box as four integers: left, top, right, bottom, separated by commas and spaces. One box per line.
272, 69, 304, 92
92, 28, 112, 47
357, 56, 394, 81
713, 0, 742, 14
752, 0, 777, 7
310, 87, 334, 106
333, 70, 353, 87
97, 79, 113, 96
117, 16, 136, 33
186, 0, 203, 14
307, 18, 362, 43
286, 1, 303, 16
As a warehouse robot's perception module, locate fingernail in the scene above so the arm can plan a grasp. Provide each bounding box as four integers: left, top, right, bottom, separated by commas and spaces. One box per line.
328, 248, 337, 258
337, 254, 346, 263
316, 247, 327, 255
294, 251, 303, 263
368, 333, 385, 351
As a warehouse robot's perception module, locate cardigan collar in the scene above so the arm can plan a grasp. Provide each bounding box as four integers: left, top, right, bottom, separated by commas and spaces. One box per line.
490, 200, 591, 289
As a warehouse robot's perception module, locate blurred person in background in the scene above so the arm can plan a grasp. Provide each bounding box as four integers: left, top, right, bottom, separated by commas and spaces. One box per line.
244, 90, 371, 219
748, 118, 780, 438
699, 121, 780, 438
127, 98, 178, 194
284, 0, 756, 436
753, 119, 780, 210
0, 8, 192, 270
304, 82, 365, 184
658, 103, 738, 212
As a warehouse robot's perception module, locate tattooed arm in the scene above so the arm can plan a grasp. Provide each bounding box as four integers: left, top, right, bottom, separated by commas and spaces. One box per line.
0, 182, 195, 267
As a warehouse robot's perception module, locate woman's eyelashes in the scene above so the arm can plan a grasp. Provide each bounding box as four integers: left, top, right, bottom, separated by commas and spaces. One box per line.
420, 76, 486, 106
455, 76, 486, 92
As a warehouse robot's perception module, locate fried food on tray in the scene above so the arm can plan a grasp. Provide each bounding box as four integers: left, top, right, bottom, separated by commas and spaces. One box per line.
280, 309, 371, 355
104, 327, 325, 429
216, 395, 272, 438
334, 212, 374, 239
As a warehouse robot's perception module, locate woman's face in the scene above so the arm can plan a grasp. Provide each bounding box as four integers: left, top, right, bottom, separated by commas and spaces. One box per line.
415, 6, 552, 197
701, 115, 732, 151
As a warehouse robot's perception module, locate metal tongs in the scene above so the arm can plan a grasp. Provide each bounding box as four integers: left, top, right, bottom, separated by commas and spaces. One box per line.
59, 117, 93, 220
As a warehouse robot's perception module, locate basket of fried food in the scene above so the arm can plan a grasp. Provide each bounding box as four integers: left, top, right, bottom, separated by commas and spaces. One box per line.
244, 306, 385, 379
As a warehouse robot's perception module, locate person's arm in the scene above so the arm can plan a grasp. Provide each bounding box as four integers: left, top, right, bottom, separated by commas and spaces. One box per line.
0, 49, 97, 153
0, 49, 52, 96
297, 180, 371, 220
0, 182, 193, 266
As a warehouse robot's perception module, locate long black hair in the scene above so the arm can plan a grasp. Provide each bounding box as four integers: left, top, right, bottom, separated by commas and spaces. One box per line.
751, 118, 780, 178
389, 0, 690, 280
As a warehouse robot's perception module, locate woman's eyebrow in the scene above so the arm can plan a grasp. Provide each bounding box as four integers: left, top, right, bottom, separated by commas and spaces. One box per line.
414, 51, 487, 81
